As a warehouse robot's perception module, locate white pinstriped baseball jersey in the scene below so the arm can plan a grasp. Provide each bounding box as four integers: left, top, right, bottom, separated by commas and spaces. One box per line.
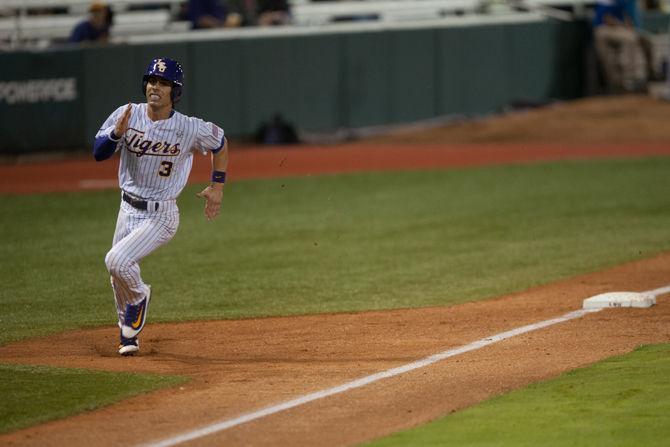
96, 102, 225, 201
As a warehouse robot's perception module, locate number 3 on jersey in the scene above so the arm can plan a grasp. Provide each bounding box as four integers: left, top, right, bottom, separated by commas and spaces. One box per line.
158, 161, 173, 177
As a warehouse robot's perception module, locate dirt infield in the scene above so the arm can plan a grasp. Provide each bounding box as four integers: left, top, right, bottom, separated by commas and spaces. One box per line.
2, 95, 670, 446
1, 257, 669, 447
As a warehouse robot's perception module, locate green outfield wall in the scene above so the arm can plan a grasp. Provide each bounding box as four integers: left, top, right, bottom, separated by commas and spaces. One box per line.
0, 17, 593, 154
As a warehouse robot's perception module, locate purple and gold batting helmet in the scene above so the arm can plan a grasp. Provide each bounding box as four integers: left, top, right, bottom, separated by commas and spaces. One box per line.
142, 57, 184, 103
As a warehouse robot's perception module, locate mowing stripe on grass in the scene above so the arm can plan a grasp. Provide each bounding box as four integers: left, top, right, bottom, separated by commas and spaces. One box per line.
140, 285, 670, 447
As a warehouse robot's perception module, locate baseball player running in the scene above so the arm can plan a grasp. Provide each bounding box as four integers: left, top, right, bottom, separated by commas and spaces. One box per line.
93, 57, 228, 356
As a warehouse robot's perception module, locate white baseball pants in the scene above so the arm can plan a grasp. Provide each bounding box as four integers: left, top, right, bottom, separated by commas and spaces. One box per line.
105, 198, 179, 325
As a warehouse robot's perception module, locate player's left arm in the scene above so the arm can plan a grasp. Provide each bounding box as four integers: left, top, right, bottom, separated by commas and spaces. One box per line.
196, 137, 229, 221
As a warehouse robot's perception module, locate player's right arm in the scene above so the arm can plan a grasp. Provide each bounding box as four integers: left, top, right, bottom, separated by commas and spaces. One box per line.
93, 103, 132, 162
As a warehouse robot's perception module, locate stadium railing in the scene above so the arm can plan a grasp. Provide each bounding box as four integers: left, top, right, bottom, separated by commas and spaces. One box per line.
0, 0, 596, 50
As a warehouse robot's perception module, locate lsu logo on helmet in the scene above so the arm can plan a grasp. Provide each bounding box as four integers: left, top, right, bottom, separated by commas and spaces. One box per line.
154, 60, 167, 73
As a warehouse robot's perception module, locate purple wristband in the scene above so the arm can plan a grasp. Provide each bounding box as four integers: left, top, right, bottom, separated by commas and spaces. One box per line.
211, 171, 227, 183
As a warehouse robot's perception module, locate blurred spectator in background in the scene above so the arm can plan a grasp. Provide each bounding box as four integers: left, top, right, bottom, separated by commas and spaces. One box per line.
226, 0, 290, 26
257, 0, 291, 26
642, 0, 661, 10
188, 0, 241, 28
592, 0, 649, 93
226, 0, 257, 26
69, 1, 113, 43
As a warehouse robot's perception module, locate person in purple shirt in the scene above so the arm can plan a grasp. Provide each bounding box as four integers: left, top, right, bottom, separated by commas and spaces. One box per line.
257, 0, 291, 26
188, 0, 241, 28
69, 1, 112, 43
593, 0, 641, 28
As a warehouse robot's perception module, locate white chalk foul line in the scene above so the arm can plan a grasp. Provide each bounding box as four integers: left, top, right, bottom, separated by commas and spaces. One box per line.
140, 285, 670, 447
646, 284, 670, 298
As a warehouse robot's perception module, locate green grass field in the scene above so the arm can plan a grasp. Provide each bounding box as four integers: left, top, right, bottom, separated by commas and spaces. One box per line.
0, 364, 186, 434
1, 157, 670, 439
365, 343, 670, 447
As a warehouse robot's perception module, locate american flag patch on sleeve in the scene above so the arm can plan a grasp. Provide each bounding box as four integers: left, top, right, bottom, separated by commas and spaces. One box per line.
211, 123, 221, 139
